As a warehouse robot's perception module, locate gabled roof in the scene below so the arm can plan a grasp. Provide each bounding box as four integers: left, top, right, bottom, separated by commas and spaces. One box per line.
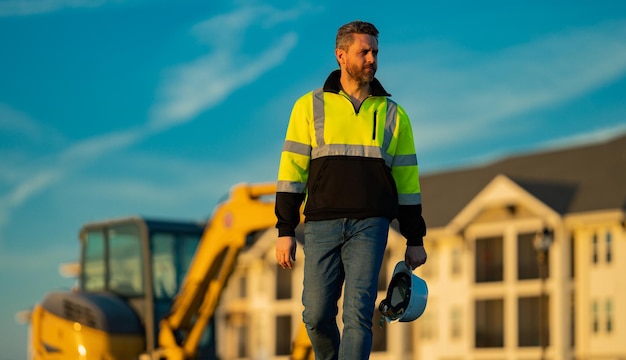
446, 174, 562, 234
420, 133, 626, 228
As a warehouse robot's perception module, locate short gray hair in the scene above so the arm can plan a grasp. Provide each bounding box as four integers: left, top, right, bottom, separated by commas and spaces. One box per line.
335, 21, 379, 50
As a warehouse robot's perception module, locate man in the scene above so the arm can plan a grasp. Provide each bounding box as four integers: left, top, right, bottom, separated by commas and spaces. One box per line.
275, 20, 427, 360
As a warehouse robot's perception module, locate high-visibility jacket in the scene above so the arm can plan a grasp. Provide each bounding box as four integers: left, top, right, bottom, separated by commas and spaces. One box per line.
275, 70, 426, 246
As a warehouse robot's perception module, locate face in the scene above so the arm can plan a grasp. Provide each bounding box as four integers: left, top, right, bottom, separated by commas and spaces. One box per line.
337, 33, 378, 84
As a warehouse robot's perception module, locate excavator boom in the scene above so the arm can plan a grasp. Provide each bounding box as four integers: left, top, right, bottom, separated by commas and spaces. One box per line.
156, 183, 280, 359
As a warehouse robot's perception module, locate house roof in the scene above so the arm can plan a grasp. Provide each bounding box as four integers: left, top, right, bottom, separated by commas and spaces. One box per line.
420, 133, 626, 228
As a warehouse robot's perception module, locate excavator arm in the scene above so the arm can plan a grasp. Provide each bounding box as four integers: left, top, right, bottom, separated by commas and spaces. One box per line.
154, 183, 283, 359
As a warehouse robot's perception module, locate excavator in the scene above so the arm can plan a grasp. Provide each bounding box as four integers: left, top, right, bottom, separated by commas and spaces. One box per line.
26, 183, 314, 359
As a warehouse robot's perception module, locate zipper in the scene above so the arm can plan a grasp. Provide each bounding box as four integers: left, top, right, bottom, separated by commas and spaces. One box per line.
339, 91, 372, 114
372, 110, 377, 140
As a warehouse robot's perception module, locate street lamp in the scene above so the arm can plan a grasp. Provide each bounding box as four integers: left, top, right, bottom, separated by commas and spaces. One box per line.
534, 227, 553, 360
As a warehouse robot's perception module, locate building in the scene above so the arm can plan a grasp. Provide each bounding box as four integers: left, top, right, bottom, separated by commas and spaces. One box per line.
216, 133, 626, 360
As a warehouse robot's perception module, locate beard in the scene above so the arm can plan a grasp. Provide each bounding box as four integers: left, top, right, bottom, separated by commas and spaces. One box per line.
346, 61, 376, 85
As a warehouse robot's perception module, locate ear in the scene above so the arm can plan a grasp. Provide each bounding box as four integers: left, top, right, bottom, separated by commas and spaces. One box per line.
335, 48, 345, 66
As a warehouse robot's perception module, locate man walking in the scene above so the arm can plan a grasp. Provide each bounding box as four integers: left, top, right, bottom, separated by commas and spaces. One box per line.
275, 20, 427, 360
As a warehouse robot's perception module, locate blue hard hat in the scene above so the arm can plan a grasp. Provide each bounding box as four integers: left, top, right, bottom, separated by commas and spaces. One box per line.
378, 261, 428, 323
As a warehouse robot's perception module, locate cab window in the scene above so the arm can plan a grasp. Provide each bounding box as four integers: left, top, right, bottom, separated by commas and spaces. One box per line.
108, 224, 144, 297
152, 231, 202, 299
82, 223, 144, 297
83, 230, 105, 292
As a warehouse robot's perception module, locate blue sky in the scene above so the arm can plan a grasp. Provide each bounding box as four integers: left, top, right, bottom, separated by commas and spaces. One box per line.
1, 0, 626, 357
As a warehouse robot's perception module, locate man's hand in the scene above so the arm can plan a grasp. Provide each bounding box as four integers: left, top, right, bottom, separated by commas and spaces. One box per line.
276, 236, 297, 269
405, 245, 427, 270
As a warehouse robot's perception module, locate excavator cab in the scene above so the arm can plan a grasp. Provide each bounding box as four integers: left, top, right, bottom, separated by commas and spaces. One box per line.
30, 217, 216, 359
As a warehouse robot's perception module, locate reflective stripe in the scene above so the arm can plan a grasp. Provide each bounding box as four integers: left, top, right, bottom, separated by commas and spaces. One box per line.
392, 154, 418, 167
312, 144, 384, 159
382, 100, 397, 156
277, 180, 306, 193
283, 140, 311, 156
398, 193, 422, 205
313, 88, 325, 147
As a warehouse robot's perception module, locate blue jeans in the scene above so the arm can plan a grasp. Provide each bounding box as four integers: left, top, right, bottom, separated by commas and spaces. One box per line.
302, 217, 389, 360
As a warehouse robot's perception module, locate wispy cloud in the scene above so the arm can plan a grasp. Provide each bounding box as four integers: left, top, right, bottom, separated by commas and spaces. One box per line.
149, 4, 301, 129
0, 103, 65, 145
0, 104, 67, 229
385, 20, 626, 151
0, 0, 114, 16
0, 124, 147, 235
0, 3, 304, 239
149, 33, 297, 129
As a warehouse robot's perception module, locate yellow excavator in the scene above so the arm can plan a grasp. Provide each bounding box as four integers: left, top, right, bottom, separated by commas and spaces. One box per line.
27, 183, 313, 359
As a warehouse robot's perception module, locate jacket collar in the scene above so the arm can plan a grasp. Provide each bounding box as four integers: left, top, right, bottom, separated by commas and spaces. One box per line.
323, 69, 391, 97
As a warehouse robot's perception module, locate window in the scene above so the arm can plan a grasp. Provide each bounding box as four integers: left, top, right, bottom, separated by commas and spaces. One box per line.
82, 224, 144, 296
83, 230, 106, 292
108, 224, 143, 297
570, 235, 575, 279
606, 232, 612, 263
475, 299, 504, 348
237, 323, 248, 358
606, 299, 613, 333
570, 291, 576, 347
518, 232, 539, 280
152, 234, 176, 299
237, 276, 247, 298
592, 233, 598, 264
176, 233, 201, 280
518, 296, 549, 347
151, 231, 203, 299
451, 247, 461, 276
276, 264, 292, 299
475, 236, 503, 283
275, 315, 292, 355
592, 301, 599, 333
451, 307, 462, 339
